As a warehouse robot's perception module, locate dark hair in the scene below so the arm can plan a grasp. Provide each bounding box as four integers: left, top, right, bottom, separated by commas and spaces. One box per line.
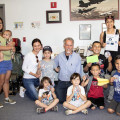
105, 15, 114, 23
115, 55, 120, 62
0, 17, 4, 32
91, 63, 100, 70
32, 38, 42, 46
92, 41, 102, 47
39, 77, 52, 89
70, 73, 81, 83
105, 15, 116, 29
3, 30, 12, 36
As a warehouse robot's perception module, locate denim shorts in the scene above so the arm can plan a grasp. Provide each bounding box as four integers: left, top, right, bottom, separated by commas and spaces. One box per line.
0, 60, 12, 74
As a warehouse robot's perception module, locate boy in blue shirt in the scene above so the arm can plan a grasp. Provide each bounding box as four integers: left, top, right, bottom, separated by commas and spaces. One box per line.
108, 55, 120, 116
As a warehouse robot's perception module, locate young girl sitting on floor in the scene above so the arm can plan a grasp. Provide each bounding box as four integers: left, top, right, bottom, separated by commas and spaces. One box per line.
35, 77, 59, 114
63, 73, 91, 115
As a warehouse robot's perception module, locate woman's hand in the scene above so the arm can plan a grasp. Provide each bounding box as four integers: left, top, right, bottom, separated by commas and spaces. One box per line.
7, 41, 15, 47
118, 41, 120, 46
102, 43, 106, 48
108, 55, 112, 63
34, 73, 41, 78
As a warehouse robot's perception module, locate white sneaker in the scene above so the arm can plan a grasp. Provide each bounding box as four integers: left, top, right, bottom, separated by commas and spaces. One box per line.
81, 109, 88, 115
4, 98, 16, 104
65, 110, 72, 115
19, 86, 26, 98
0, 103, 3, 108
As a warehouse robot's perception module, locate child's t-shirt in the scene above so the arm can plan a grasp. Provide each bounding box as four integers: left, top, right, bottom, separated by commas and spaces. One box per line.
40, 59, 56, 86
83, 54, 108, 77
38, 89, 53, 105
67, 85, 85, 103
112, 71, 120, 102
87, 77, 104, 98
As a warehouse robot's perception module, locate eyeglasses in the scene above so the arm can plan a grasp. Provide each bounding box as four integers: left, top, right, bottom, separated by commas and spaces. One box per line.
36, 56, 39, 63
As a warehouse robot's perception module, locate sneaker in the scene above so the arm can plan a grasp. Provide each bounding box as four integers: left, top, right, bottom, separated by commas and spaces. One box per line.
81, 109, 88, 115
4, 98, 16, 104
107, 99, 112, 103
51, 106, 58, 112
19, 86, 26, 98
65, 110, 72, 115
0, 103, 3, 108
36, 107, 45, 114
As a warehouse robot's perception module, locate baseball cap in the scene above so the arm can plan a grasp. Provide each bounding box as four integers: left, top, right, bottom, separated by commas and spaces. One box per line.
43, 46, 52, 53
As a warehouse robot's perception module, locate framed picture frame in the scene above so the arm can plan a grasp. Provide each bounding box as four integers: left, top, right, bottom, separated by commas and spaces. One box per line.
69, 0, 119, 21
46, 10, 62, 23
102, 23, 107, 32
79, 24, 91, 40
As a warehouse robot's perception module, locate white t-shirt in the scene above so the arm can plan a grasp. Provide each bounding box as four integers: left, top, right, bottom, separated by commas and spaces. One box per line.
22, 51, 42, 78
67, 85, 85, 102
38, 89, 53, 103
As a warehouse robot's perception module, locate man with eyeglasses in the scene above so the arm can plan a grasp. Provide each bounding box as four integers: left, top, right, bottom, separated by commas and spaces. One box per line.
54, 37, 82, 103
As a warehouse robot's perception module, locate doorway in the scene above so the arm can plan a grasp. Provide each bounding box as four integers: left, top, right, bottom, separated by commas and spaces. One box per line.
0, 4, 5, 30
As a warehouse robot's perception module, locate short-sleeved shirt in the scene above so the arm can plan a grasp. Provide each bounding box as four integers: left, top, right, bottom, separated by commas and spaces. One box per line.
0, 36, 11, 60
87, 77, 104, 98
38, 89, 53, 104
83, 54, 108, 77
112, 71, 120, 102
40, 59, 56, 85
67, 85, 85, 103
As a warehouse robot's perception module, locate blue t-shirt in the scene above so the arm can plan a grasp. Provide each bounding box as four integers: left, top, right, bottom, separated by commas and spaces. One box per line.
113, 71, 120, 102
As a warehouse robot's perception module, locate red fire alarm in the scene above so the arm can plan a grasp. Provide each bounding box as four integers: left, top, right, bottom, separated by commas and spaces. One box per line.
51, 2, 57, 8
23, 37, 26, 42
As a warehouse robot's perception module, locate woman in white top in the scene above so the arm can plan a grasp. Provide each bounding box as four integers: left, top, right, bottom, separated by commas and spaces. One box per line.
100, 15, 120, 70
22, 38, 42, 101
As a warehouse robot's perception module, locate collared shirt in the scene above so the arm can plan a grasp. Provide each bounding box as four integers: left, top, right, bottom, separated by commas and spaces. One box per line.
54, 51, 82, 81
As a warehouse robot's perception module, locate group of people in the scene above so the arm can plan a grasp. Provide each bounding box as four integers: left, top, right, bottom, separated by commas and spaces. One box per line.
0, 15, 120, 116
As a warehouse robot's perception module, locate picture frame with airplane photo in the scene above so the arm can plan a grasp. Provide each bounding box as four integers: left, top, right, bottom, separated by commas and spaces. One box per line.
69, 0, 119, 21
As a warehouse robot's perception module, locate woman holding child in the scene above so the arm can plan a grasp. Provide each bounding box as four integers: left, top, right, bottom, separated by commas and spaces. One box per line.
22, 38, 42, 101
100, 15, 120, 70
0, 17, 16, 108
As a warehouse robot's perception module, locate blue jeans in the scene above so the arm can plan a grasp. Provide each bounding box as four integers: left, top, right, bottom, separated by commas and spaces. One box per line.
23, 78, 40, 101
55, 80, 71, 103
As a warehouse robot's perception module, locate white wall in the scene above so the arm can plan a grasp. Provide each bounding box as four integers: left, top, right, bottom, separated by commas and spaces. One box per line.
0, 0, 120, 55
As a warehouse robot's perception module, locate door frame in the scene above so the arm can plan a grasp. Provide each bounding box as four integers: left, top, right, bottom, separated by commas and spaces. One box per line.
0, 4, 5, 30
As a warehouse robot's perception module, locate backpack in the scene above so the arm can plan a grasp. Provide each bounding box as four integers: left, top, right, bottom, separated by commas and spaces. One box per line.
12, 52, 23, 77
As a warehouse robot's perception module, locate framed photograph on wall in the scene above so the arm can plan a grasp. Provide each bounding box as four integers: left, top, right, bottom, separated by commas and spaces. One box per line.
79, 24, 91, 40
46, 10, 62, 23
69, 0, 119, 21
